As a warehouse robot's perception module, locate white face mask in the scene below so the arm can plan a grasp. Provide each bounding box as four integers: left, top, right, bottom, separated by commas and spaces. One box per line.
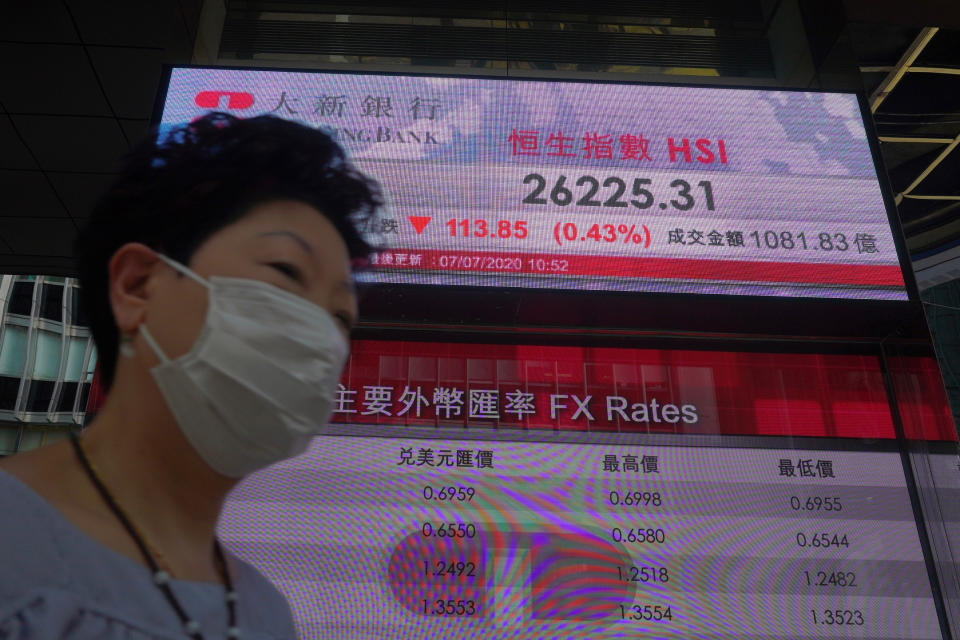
136, 254, 349, 478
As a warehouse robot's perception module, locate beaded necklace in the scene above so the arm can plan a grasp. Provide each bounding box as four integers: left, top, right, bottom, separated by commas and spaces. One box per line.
68, 430, 240, 638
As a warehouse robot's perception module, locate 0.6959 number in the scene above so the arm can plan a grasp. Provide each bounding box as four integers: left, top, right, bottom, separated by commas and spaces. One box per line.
422, 486, 475, 502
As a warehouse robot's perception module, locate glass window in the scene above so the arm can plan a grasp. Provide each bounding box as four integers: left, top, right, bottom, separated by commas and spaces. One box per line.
33, 331, 62, 380
7, 281, 34, 315
0, 326, 27, 376
39, 284, 63, 321
64, 337, 88, 382
56, 381, 79, 412
77, 382, 91, 413
71, 287, 88, 326
0, 376, 20, 410
86, 348, 98, 382
25, 380, 55, 412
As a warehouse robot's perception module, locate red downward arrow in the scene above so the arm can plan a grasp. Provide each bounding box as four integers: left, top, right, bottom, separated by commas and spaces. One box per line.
408, 216, 432, 235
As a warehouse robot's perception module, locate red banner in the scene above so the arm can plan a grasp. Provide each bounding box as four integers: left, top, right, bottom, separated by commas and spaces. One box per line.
335, 341, 956, 441
888, 355, 958, 441
85, 340, 955, 441
375, 249, 906, 287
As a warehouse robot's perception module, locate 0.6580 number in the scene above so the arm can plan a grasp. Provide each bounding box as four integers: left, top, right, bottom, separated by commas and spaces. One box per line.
611, 527, 666, 544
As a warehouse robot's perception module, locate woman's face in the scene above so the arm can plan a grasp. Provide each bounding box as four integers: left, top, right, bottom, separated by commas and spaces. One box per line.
138, 199, 357, 362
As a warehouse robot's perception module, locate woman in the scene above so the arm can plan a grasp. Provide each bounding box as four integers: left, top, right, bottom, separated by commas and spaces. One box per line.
0, 113, 381, 638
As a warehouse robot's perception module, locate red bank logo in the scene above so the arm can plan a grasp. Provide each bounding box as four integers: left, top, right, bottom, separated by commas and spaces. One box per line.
194, 91, 254, 110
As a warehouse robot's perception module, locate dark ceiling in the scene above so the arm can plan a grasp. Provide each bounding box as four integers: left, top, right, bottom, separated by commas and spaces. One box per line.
0, 0, 200, 274
1, 0, 958, 280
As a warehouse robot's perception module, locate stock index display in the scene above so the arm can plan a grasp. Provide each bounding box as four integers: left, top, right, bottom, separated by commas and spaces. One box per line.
163, 67, 907, 301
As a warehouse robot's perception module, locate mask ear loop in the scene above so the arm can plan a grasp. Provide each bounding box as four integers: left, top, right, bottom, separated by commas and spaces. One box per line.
139, 325, 170, 365
137, 254, 212, 364
156, 253, 212, 290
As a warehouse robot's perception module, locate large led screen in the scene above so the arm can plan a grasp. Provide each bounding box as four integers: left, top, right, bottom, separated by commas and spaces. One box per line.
216, 341, 957, 639
160, 67, 908, 301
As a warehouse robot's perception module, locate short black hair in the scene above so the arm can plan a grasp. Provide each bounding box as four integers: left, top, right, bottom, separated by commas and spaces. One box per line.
75, 112, 382, 391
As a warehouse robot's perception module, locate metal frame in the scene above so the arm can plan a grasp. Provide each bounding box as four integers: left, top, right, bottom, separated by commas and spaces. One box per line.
867, 27, 939, 113
860, 29, 959, 207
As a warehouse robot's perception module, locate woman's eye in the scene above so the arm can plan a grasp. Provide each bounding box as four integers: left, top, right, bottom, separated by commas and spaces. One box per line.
268, 262, 302, 282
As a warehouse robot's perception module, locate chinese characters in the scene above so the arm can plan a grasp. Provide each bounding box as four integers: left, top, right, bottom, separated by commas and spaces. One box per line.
398, 447, 494, 468
508, 129, 727, 164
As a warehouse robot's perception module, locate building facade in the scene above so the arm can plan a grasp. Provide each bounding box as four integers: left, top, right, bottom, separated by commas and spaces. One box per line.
0, 275, 97, 455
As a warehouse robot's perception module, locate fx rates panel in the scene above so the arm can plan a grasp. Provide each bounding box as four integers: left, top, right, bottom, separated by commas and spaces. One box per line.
216, 343, 954, 639
221, 436, 941, 639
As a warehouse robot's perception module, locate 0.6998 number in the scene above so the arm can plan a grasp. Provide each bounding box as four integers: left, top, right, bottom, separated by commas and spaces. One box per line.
608, 490, 662, 507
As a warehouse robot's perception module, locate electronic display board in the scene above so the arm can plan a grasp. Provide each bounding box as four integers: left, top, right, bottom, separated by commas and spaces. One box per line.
151, 65, 957, 640
160, 67, 908, 301
216, 340, 957, 639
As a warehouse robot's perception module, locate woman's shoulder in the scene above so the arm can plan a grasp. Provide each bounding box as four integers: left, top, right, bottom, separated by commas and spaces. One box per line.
225, 548, 298, 635
0, 466, 75, 592
0, 468, 298, 638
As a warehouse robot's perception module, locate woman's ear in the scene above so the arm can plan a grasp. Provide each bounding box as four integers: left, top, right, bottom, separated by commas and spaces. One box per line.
108, 243, 162, 334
